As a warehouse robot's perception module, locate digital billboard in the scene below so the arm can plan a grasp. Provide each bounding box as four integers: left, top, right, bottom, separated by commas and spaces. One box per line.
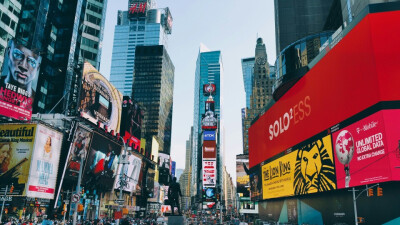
62, 124, 92, 180
236, 155, 250, 198
158, 153, 170, 170
262, 135, 336, 199
0, 124, 36, 196
79, 62, 122, 133
203, 140, 216, 159
202, 188, 216, 202
113, 154, 142, 193
163, 7, 173, 34
203, 131, 216, 141
203, 160, 216, 188
121, 96, 143, 151
333, 110, 400, 188
82, 132, 121, 193
249, 11, 400, 168
128, 0, 150, 18
0, 39, 42, 121
203, 83, 216, 96
201, 111, 217, 130
27, 124, 63, 199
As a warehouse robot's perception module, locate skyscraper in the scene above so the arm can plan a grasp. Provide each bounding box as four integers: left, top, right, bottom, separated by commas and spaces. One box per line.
191, 45, 223, 204
242, 38, 274, 154
132, 45, 174, 154
109, 1, 172, 96
241, 57, 255, 109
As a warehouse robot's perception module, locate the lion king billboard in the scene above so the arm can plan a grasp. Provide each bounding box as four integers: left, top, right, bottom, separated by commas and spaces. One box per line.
262, 135, 336, 199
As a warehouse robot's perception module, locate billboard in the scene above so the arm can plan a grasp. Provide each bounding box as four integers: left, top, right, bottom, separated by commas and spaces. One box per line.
82, 132, 121, 192
201, 111, 217, 130
236, 155, 250, 198
0, 124, 36, 195
203, 131, 216, 141
0, 39, 42, 121
203, 160, 216, 188
163, 7, 173, 34
249, 164, 262, 201
113, 154, 142, 193
27, 124, 63, 199
158, 153, 170, 170
333, 110, 400, 188
202, 140, 216, 159
202, 188, 216, 202
63, 124, 92, 180
79, 62, 122, 133
249, 11, 400, 168
203, 83, 216, 96
262, 135, 336, 199
171, 161, 176, 177
121, 96, 143, 151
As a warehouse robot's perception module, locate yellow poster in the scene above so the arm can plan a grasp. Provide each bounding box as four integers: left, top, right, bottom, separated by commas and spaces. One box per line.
262, 135, 336, 199
0, 124, 36, 196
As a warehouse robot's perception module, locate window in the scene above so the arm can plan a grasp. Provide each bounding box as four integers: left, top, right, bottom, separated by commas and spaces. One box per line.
1, 13, 11, 26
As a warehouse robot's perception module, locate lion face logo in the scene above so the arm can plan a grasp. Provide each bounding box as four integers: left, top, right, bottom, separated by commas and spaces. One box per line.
294, 138, 336, 195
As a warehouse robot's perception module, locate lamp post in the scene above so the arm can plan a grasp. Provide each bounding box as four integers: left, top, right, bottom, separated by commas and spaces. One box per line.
116, 136, 129, 225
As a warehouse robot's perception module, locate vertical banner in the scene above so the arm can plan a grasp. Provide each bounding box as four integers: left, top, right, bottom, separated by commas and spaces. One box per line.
0, 40, 42, 121
121, 96, 143, 150
250, 164, 262, 201
27, 124, 63, 199
0, 124, 36, 195
203, 140, 216, 159
203, 160, 216, 188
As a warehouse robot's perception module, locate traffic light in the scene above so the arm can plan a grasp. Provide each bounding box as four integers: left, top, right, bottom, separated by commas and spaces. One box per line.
63, 204, 67, 212
368, 188, 373, 197
9, 185, 14, 194
377, 187, 383, 196
81, 188, 84, 195
358, 217, 365, 223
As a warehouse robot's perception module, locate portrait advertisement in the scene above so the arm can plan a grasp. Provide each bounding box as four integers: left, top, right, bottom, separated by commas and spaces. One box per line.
120, 96, 143, 150
0, 124, 36, 195
82, 132, 121, 193
0, 39, 42, 121
113, 154, 142, 193
26, 124, 63, 199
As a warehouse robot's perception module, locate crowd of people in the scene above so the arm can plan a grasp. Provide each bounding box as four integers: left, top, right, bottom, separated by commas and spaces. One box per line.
0, 217, 162, 225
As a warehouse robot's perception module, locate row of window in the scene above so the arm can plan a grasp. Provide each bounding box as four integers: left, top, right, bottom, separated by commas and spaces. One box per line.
84, 26, 100, 37
81, 37, 99, 49
0, 11, 17, 31
86, 14, 102, 26
87, 3, 102, 15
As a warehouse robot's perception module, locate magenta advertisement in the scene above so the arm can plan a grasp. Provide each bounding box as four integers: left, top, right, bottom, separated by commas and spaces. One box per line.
333, 110, 396, 189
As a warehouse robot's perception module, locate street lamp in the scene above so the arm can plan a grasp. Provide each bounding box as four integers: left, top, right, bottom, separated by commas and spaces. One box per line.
116, 136, 130, 225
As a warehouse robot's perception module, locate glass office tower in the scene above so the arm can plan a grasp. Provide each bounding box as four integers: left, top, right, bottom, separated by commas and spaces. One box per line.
132, 45, 174, 154
191, 46, 223, 203
109, 6, 172, 96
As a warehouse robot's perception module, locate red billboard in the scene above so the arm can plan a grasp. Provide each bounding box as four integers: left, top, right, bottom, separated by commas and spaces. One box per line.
203, 83, 216, 96
203, 140, 216, 159
333, 109, 400, 188
249, 11, 400, 167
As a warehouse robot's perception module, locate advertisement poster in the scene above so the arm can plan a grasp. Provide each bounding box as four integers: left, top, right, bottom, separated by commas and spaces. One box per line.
113, 154, 142, 192
250, 164, 262, 201
79, 62, 122, 133
0, 40, 42, 121
0, 124, 36, 195
262, 135, 336, 199
121, 96, 143, 150
203, 140, 216, 159
158, 153, 170, 170
146, 167, 155, 198
333, 111, 392, 188
203, 160, 216, 188
64, 124, 92, 180
236, 155, 250, 198
203, 188, 216, 202
27, 124, 63, 199
203, 131, 216, 141
82, 132, 121, 192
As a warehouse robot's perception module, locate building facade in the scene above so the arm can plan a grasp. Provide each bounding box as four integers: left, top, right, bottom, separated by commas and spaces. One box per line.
191, 46, 223, 205
0, 0, 21, 69
109, 2, 172, 96
132, 45, 174, 155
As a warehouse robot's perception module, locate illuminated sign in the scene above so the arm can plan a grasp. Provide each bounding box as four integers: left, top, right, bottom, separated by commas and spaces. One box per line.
262, 135, 336, 199
236, 155, 250, 198
203, 83, 216, 96
203, 160, 216, 188
201, 111, 217, 130
128, 1, 148, 18
203, 140, 216, 159
203, 131, 216, 141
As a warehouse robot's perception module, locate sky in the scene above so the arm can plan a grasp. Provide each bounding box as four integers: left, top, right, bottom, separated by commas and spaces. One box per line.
100, 0, 276, 183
